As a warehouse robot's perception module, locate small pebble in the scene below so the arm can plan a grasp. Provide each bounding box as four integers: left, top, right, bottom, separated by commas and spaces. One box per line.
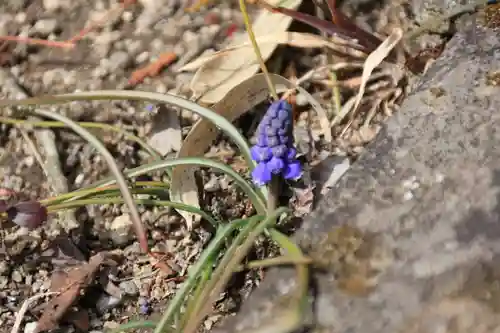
96, 294, 122, 313
23, 322, 37, 333
14, 13, 26, 24
108, 214, 134, 246
295, 92, 309, 107
43, 0, 66, 11
135, 51, 150, 64
0, 261, 11, 275
108, 51, 132, 71
124, 242, 142, 256
204, 177, 220, 192
103, 321, 119, 330
23, 156, 35, 168
31, 280, 43, 293
119, 280, 139, 296
403, 191, 414, 201
0, 276, 9, 288
11, 270, 23, 283
31, 19, 58, 36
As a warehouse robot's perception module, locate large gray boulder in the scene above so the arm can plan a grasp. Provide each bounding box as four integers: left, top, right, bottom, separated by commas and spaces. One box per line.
214, 16, 500, 333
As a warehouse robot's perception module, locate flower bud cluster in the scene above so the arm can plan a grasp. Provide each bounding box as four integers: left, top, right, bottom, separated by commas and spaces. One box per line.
250, 100, 302, 186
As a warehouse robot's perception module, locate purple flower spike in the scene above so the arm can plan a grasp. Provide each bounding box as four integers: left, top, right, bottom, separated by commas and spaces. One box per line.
266, 101, 281, 118
267, 156, 285, 174
250, 99, 302, 186
251, 146, 272, 163
272, 145, 287, 158
284, 161, 302, 180
286, 147, 296, 160
251, 163, 272, 186
267, 136, 280, 147
256, 133, 267, 147
265, 125, 278, 136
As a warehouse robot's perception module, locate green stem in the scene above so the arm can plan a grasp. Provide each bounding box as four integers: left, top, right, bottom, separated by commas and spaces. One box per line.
267, 176, 281, 213
239, 0, 278, 100
239, 0, 281, 212
178, 262, 214, 332
182, 207, 289, 333
234, 255, 312, 272
40, 181, 169, 206
0, 90, 255, 170
110, 320, 158, 333
243, 228, 309, 333
44, 157, 266, 216
47, 197, 219, 227
0, 116, 162, 160
153, 216, 262, 333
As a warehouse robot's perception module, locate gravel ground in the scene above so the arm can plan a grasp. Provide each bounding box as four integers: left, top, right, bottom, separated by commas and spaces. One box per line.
0, 0, 446, 332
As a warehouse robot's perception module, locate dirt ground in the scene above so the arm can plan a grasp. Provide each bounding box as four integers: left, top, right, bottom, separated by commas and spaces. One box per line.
0, 0, 456, 332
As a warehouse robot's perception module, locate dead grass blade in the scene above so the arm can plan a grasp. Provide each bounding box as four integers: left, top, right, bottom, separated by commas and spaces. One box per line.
350, 28, 403, 118
331, 29, 403, 130
178, 32, 358, 73
175, 0, 303, 105
10, 293, 59, 333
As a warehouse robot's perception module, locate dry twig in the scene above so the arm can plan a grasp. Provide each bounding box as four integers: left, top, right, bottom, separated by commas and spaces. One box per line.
10, 292, 59, 333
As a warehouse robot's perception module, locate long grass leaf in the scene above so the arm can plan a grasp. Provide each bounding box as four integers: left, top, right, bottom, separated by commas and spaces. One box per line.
47, 197, 219, 227
9, 107, 149, 252
57, 157, 266, 214
155, 216, 262, 332
182, 207, 289, 333
0, 90, 254, 168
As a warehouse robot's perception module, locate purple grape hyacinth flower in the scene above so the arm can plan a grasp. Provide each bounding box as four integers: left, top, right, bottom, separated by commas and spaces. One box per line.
251, 100, 302, 186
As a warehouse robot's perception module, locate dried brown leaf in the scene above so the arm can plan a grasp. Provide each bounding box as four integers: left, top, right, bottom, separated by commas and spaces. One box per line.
178, 32, 353, 73
350, 28, 403, 118
34, 253, 107, 333
178, 0, 302, 105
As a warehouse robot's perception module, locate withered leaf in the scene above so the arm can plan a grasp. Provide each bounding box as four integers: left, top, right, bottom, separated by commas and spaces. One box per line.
34, 252, 107, 333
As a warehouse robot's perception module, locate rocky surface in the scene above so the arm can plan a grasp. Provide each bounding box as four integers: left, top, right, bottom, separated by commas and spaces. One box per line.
213, 15, 500, 333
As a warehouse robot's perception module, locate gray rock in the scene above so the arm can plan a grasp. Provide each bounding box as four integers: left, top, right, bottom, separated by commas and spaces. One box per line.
410, 0, 478, 32
213, 17, 500, 333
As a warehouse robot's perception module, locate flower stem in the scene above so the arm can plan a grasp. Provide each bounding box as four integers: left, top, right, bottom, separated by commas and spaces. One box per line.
239, 0, 278, 100
267, 176, 281, 212
240, 0, 282, 212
